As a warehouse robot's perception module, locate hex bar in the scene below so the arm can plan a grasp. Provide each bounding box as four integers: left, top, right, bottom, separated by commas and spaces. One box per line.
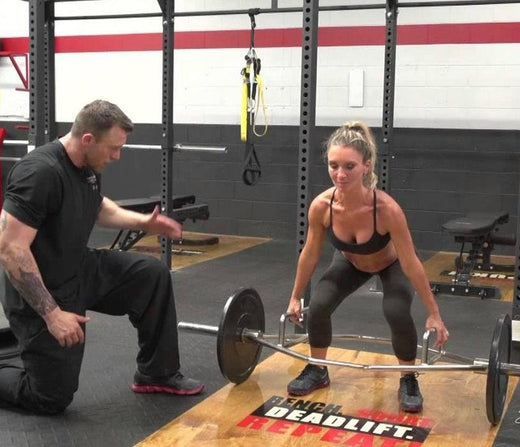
180, 314, 478, 369
280, 308, 473, 364
248, 331, 488, 373
314, 333, 475, 365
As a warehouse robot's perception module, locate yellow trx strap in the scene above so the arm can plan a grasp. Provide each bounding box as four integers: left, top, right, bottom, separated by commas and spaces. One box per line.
241, 10, 268, 186
240, 65, 250, 142
252, 73, 268, 138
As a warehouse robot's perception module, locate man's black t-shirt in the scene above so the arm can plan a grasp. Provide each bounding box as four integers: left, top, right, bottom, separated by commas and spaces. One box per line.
3, 140, 103, 296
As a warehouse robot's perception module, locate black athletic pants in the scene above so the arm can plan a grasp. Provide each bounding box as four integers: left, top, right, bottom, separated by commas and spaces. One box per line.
308, 250, 418, 361
0, 249, 179, 414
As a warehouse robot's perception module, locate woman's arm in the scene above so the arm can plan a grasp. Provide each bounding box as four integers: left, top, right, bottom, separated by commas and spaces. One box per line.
287, 196, 328, 324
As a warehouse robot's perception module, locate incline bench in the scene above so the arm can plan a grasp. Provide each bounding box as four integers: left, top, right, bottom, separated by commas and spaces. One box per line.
110, 195, 211, 251
430, 212, 516, 299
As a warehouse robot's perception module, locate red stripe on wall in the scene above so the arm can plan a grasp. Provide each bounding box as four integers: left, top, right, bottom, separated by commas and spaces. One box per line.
1, 22, 520, 53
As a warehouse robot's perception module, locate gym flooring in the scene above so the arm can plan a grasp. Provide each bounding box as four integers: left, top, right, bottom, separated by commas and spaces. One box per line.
0, 227, 517, 446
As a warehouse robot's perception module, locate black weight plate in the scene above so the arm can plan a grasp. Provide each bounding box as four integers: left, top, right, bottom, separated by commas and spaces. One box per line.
217, 288, 265, 384
486, 313, 511, 425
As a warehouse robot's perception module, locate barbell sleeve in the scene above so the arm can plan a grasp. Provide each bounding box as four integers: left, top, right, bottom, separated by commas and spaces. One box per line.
178, 322, 218, 336
500, 362, 520, 376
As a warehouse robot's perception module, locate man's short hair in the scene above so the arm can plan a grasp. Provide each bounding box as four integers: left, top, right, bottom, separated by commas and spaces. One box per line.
70, 100, 134, 140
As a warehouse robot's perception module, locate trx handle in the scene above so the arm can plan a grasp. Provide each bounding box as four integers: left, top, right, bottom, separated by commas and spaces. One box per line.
240, 9, 267, 186
242, 143, 261, 186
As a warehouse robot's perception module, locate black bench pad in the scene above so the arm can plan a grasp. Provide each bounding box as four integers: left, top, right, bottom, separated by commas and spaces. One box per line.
115, 195, 196, 213
442, 212, 509, 237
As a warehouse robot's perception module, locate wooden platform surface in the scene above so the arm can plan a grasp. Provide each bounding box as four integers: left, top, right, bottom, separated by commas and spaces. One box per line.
423, 251, 514, 302
127, 232, 270, 270
136, 345, 516, 446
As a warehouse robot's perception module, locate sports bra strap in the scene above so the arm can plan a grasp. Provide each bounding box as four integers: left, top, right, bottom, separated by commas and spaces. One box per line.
372, 189, 377, 230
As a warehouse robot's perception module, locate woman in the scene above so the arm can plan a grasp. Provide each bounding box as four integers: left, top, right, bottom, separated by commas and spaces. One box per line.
286, 121, 449, 413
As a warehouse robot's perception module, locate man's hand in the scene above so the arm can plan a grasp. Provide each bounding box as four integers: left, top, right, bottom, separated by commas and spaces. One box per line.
145, 205, 183, 239
43, 307, 90, 347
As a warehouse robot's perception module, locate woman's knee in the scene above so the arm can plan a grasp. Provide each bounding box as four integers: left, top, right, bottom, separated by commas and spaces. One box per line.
307, 301, 333, 347
382, 287, 413, 322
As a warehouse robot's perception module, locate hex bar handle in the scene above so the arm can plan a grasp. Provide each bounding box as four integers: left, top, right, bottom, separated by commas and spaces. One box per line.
279, 307, 308, 346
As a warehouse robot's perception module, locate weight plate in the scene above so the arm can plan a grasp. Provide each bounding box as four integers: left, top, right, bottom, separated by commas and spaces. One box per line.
486, 313, 511, 425
217, 287, 264, 384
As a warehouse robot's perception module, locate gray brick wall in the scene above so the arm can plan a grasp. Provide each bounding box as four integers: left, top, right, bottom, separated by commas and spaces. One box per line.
3, 121, 518, 252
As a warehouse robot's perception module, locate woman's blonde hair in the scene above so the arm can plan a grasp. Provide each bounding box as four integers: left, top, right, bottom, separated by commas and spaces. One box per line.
325, 121, 378, 189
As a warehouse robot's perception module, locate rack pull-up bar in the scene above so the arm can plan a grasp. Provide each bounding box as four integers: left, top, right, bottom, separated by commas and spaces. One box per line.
53, 0, 520, 21
399, 0, 520, 6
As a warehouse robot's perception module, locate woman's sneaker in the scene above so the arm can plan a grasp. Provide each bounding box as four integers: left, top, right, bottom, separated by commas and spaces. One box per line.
398, 373, 423, 412
287, 364, 330, 396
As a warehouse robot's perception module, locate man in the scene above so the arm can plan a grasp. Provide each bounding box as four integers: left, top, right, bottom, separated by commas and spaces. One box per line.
0, 100, 203, 415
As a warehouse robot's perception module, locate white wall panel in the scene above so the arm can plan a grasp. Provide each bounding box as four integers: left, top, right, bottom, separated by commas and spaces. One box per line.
55, 52, 163, 123
398, 3, 520, 24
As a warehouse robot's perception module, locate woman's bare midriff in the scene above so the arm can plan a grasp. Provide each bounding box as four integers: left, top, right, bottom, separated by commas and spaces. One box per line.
343, 243, 398, 273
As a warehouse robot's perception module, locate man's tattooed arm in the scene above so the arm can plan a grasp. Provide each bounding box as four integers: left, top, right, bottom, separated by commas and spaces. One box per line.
6, 264, 58, 316
0, 211, 58, 317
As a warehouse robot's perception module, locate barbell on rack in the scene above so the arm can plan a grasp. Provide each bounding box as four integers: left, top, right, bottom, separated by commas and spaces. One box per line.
178, 287, 520, 426
2, 139, 228, 154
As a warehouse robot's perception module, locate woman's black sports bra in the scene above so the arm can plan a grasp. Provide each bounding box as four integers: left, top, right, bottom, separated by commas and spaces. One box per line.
327, 189, 391, 254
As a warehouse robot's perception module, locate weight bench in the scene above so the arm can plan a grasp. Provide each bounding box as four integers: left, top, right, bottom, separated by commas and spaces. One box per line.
110, 195, 211, 251
430, 212, 516, 299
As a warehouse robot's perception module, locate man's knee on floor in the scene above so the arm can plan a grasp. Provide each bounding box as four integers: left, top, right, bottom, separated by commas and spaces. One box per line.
26, 391, 73, 415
